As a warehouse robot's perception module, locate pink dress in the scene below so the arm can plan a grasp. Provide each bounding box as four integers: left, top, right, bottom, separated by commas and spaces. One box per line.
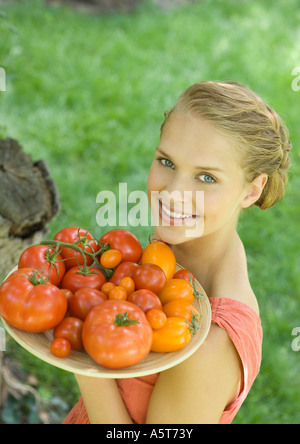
63, 297, 263, 425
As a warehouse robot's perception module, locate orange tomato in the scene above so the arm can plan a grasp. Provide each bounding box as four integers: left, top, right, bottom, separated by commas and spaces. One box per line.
159, 279, 194, 306
50, 337, 71, 358
141, 241, 176, 280
100, 249, 122, 269
151, 317, 192, 352
146, 309, 167, 330
163, 300, 200, 322
101, 282, 115, 297
109, 285, 128, 301
119, 276, 135, 296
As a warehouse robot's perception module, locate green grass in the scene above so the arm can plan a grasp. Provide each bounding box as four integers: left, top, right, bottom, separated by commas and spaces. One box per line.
1, 0, 300, 424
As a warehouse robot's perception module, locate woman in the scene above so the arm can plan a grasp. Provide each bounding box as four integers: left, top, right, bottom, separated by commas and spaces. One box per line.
64, 81, 291, 424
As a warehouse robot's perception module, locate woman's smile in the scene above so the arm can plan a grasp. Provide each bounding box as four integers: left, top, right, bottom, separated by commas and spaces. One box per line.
159, 199, 200, 226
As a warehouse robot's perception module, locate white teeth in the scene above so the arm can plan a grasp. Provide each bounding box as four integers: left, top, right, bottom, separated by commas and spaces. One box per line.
162, 204, 194, 219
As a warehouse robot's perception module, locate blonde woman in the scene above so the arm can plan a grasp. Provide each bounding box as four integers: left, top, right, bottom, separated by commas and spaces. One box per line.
64, 81, 291, 425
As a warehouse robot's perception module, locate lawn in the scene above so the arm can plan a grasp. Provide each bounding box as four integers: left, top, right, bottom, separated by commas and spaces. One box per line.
0, 0, 300, 424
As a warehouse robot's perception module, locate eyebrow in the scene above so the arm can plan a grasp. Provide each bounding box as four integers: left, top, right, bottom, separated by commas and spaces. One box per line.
156, 147, 225, 173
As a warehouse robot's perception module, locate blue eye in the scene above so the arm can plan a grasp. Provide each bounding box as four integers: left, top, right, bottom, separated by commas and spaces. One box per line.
159, 158, 174, 169
199, 174, 216, 184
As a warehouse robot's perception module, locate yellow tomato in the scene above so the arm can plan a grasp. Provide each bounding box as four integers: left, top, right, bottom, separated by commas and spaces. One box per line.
141, 241, 176, 280
159, 279, 194, 306
151, 317, 192, 352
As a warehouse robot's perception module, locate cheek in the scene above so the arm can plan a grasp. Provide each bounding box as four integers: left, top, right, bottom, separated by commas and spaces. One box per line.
147, 162, 165, 198
203, 186, 243, 222
147, 163, 156, 200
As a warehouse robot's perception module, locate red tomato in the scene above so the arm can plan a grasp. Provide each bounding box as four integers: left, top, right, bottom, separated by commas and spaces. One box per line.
61, 266, 107, 294
141, 241, 176, 280
133, 264, 167, 294
151, 317, 192, 352
0, 270, 67, 332
18, 245, 66, 286
100, 229, 142, 263
53, 316, 84, 351
173, 269, 196, 283
82, 300, 153, 369
6, 268, 49, 282
54, 227, 99, 269
127, 289, 162, 313
110, 261, 140, 285
50, 337, 71, 358
68, 288, 107, 320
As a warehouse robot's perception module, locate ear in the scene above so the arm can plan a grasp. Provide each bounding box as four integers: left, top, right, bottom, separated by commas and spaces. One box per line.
241, 173, 269, 209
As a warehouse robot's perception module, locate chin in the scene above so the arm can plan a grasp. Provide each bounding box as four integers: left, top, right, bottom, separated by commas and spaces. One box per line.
153, 225, 204, 246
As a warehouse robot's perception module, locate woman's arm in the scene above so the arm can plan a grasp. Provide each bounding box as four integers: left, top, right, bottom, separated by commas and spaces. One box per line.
146, 323, 242, 424
75, 374, 133, 424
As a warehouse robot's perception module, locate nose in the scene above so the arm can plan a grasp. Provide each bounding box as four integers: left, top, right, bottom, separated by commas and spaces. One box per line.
164, 171, 193, 195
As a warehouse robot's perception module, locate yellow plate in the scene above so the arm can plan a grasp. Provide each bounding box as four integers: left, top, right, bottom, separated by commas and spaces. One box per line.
1, 264, 211, 378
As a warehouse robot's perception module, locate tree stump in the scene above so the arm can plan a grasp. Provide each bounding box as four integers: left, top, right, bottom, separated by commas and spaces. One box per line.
0, 138, 60, 278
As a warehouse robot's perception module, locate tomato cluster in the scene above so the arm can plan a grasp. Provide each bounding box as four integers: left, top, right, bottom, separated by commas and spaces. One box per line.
0, 227, 202, 369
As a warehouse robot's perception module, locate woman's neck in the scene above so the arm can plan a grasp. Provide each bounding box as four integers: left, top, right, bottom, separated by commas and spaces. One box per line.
171, 223, 239, 290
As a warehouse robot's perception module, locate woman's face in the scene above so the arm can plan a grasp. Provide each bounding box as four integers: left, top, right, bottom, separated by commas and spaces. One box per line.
147, 112, 250, 245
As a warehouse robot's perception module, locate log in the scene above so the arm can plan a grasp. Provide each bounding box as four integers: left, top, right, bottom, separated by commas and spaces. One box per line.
0, 138, 60, 277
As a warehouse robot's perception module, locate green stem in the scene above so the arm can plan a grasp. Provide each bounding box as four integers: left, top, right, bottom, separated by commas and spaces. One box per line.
40, 239, 111, 276
114, 312, 140, 327
186, 311, 202, 335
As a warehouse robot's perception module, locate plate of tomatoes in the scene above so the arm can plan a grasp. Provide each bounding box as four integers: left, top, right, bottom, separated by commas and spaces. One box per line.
0, 227, 211, 378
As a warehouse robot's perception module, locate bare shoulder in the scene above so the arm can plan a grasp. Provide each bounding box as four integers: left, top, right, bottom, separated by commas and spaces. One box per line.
209, 235, 260, 315
146, 322, 242, 424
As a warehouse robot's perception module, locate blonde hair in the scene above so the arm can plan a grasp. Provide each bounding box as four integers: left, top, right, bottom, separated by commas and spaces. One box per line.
161, 81, 292, 210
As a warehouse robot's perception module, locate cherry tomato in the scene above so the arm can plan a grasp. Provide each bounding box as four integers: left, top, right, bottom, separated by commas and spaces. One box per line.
50, 337, 71, 358
146, 309, 167, 330
100, 229, 142, 263
68, 288, 107, 320
61, 266, 107, 294
108, 286, 128, 301
82, 300, 153, 369
101, 282, 115, 296
151, 317, 192, 352
100, 249, 122, 269
141, 241, 176, 280
110, 261, 140, 285
159, 279, 194, 306
53, 316, 84, 351
133, 264, 167, 294
60, 288, 74, 303
54, 227, 99, 269
119, 276, 135, 296
163, 300, 200, 322
0, 269, 67, 332
173, 269, 195, 283
127, 289, 162, 313
18, 245, 66, 286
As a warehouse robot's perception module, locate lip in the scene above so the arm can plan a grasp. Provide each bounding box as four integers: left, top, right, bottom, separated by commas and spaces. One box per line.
159, 200, 200, 226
